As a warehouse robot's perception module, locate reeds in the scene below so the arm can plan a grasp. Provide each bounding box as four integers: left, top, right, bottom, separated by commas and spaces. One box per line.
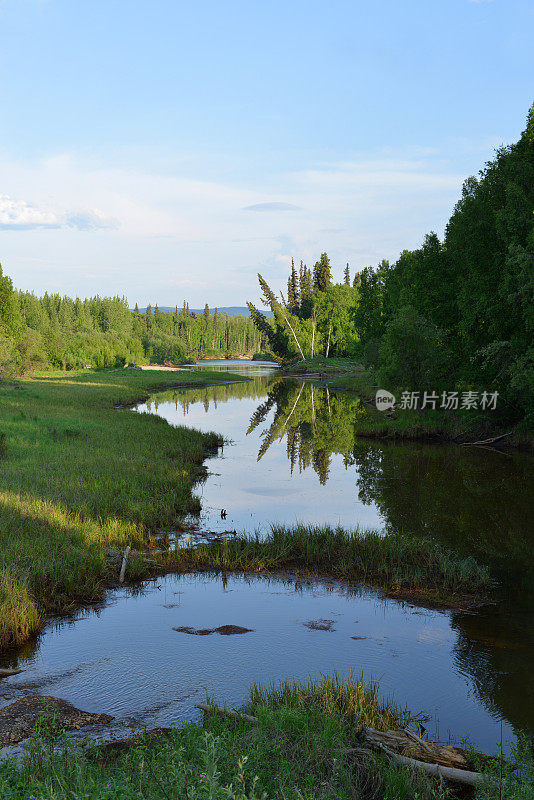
170, 523, 491, 602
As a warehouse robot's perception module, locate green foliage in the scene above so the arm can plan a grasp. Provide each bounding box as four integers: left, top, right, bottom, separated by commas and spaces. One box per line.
471, 735, 534, 800
249, 259, 359, 359
312, 251, 332, 292
0, 285, 264, 375
378, 306, 451, 390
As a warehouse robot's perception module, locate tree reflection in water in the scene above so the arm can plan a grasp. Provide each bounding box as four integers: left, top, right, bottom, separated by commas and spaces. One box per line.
248, 378, 534, 744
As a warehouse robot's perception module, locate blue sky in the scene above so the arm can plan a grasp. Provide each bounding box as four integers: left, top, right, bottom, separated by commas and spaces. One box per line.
0, 0, 532, 306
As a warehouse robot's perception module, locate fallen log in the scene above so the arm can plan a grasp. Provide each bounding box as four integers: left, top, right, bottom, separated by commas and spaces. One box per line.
195, 702, 258, 724
119, 545, 130, 583
0, 667, 24, 677
375, 742, 490, 788
460, 432, 512, 447
360, 726, 468, 768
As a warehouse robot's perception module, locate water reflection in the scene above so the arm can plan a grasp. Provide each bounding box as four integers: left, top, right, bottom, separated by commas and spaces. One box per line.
0, 572, 516, 755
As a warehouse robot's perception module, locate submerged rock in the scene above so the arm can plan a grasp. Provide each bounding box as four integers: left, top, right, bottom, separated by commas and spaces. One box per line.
0, 695, 113, 746
302, 619, 336, 631
173, 625, 253, 636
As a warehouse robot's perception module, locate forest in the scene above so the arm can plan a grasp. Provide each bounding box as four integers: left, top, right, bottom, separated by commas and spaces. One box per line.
0, 285, 264, 371
248, 105, 534, 432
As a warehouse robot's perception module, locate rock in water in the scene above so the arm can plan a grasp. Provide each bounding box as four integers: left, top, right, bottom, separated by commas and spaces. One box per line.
0, 695, 113, 746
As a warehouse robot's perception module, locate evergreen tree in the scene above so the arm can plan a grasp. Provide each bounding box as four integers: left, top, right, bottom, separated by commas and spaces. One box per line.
313, 252, 332, 292
134, 303, 140, 314
344, 263, 350, 286
146, 304, 152, 315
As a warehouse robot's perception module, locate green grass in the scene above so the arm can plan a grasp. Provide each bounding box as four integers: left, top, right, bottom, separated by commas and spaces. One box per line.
0, 673, 453, 800
281, 355, 365, 376
0, 367, 246, 650
161, 523, 491, 606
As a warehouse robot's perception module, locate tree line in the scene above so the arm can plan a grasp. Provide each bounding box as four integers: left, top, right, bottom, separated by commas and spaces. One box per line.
0, 284, 265, 373
248, 105, 534, 429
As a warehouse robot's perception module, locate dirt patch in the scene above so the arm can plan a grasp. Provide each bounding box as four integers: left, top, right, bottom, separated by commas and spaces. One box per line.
0, 695, 113, 746
173, 625, 254, 636
302, 619, 336, 631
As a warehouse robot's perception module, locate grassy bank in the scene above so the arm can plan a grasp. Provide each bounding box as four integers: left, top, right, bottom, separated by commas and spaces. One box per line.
157, 524, 491, 607
0, 367, 245, 650
1, 673, 530, 800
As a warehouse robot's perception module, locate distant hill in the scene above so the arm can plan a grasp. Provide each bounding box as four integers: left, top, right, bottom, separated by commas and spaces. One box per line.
132, 305, 272, 317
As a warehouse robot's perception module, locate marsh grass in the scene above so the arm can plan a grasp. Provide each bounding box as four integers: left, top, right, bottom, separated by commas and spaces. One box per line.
0, 368, 243, 649
167, 523, 491, 605
0, 673, 451, 800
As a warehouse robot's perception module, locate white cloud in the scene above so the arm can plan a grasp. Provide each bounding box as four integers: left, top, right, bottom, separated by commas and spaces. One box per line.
0, 193, 117, 231
0, 194, 60, 230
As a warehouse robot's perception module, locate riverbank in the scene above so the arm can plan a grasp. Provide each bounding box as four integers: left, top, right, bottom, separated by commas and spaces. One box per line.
143, 524, 492, 609
0, 367, 247, 651
281, 357, 532, 448
1, 673, 529, 800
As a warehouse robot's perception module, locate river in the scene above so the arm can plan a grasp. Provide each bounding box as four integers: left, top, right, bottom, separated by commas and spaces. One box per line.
1, 361, 532, 756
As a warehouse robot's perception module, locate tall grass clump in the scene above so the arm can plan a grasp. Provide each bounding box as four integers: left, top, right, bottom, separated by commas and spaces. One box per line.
175, 523, 491, 603
248, 670, 413, 731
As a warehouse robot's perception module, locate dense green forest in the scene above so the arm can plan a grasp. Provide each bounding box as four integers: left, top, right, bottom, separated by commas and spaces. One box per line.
0, 283, 265, 372
249, 106, 534, 431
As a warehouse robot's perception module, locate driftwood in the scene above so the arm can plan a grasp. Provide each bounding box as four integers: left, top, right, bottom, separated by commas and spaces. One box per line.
358, 727, 492, 788
119, 545, 130, 583
460, 432, 512, 447
195, 702, 258, 724
375, 743, 488, 787
0, 667, 24, 677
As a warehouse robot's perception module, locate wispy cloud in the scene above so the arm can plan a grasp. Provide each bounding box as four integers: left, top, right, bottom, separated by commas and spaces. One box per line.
0, 194, 117, 231
243, 202, 301, 212
65, 210, 118, 231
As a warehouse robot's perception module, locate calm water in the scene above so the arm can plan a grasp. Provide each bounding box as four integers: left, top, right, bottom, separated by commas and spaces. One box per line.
1, 361, 532, 756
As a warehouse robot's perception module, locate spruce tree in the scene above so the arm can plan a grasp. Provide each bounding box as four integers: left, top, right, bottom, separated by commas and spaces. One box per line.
344, 263, 350, 286
134, 303, 139, 314
313, 252, 332, 292
287, 276, 295, 309
146, 303, 152, 315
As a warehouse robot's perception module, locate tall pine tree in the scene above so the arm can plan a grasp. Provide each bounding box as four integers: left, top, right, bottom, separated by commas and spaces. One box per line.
313, 252, 332, 292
